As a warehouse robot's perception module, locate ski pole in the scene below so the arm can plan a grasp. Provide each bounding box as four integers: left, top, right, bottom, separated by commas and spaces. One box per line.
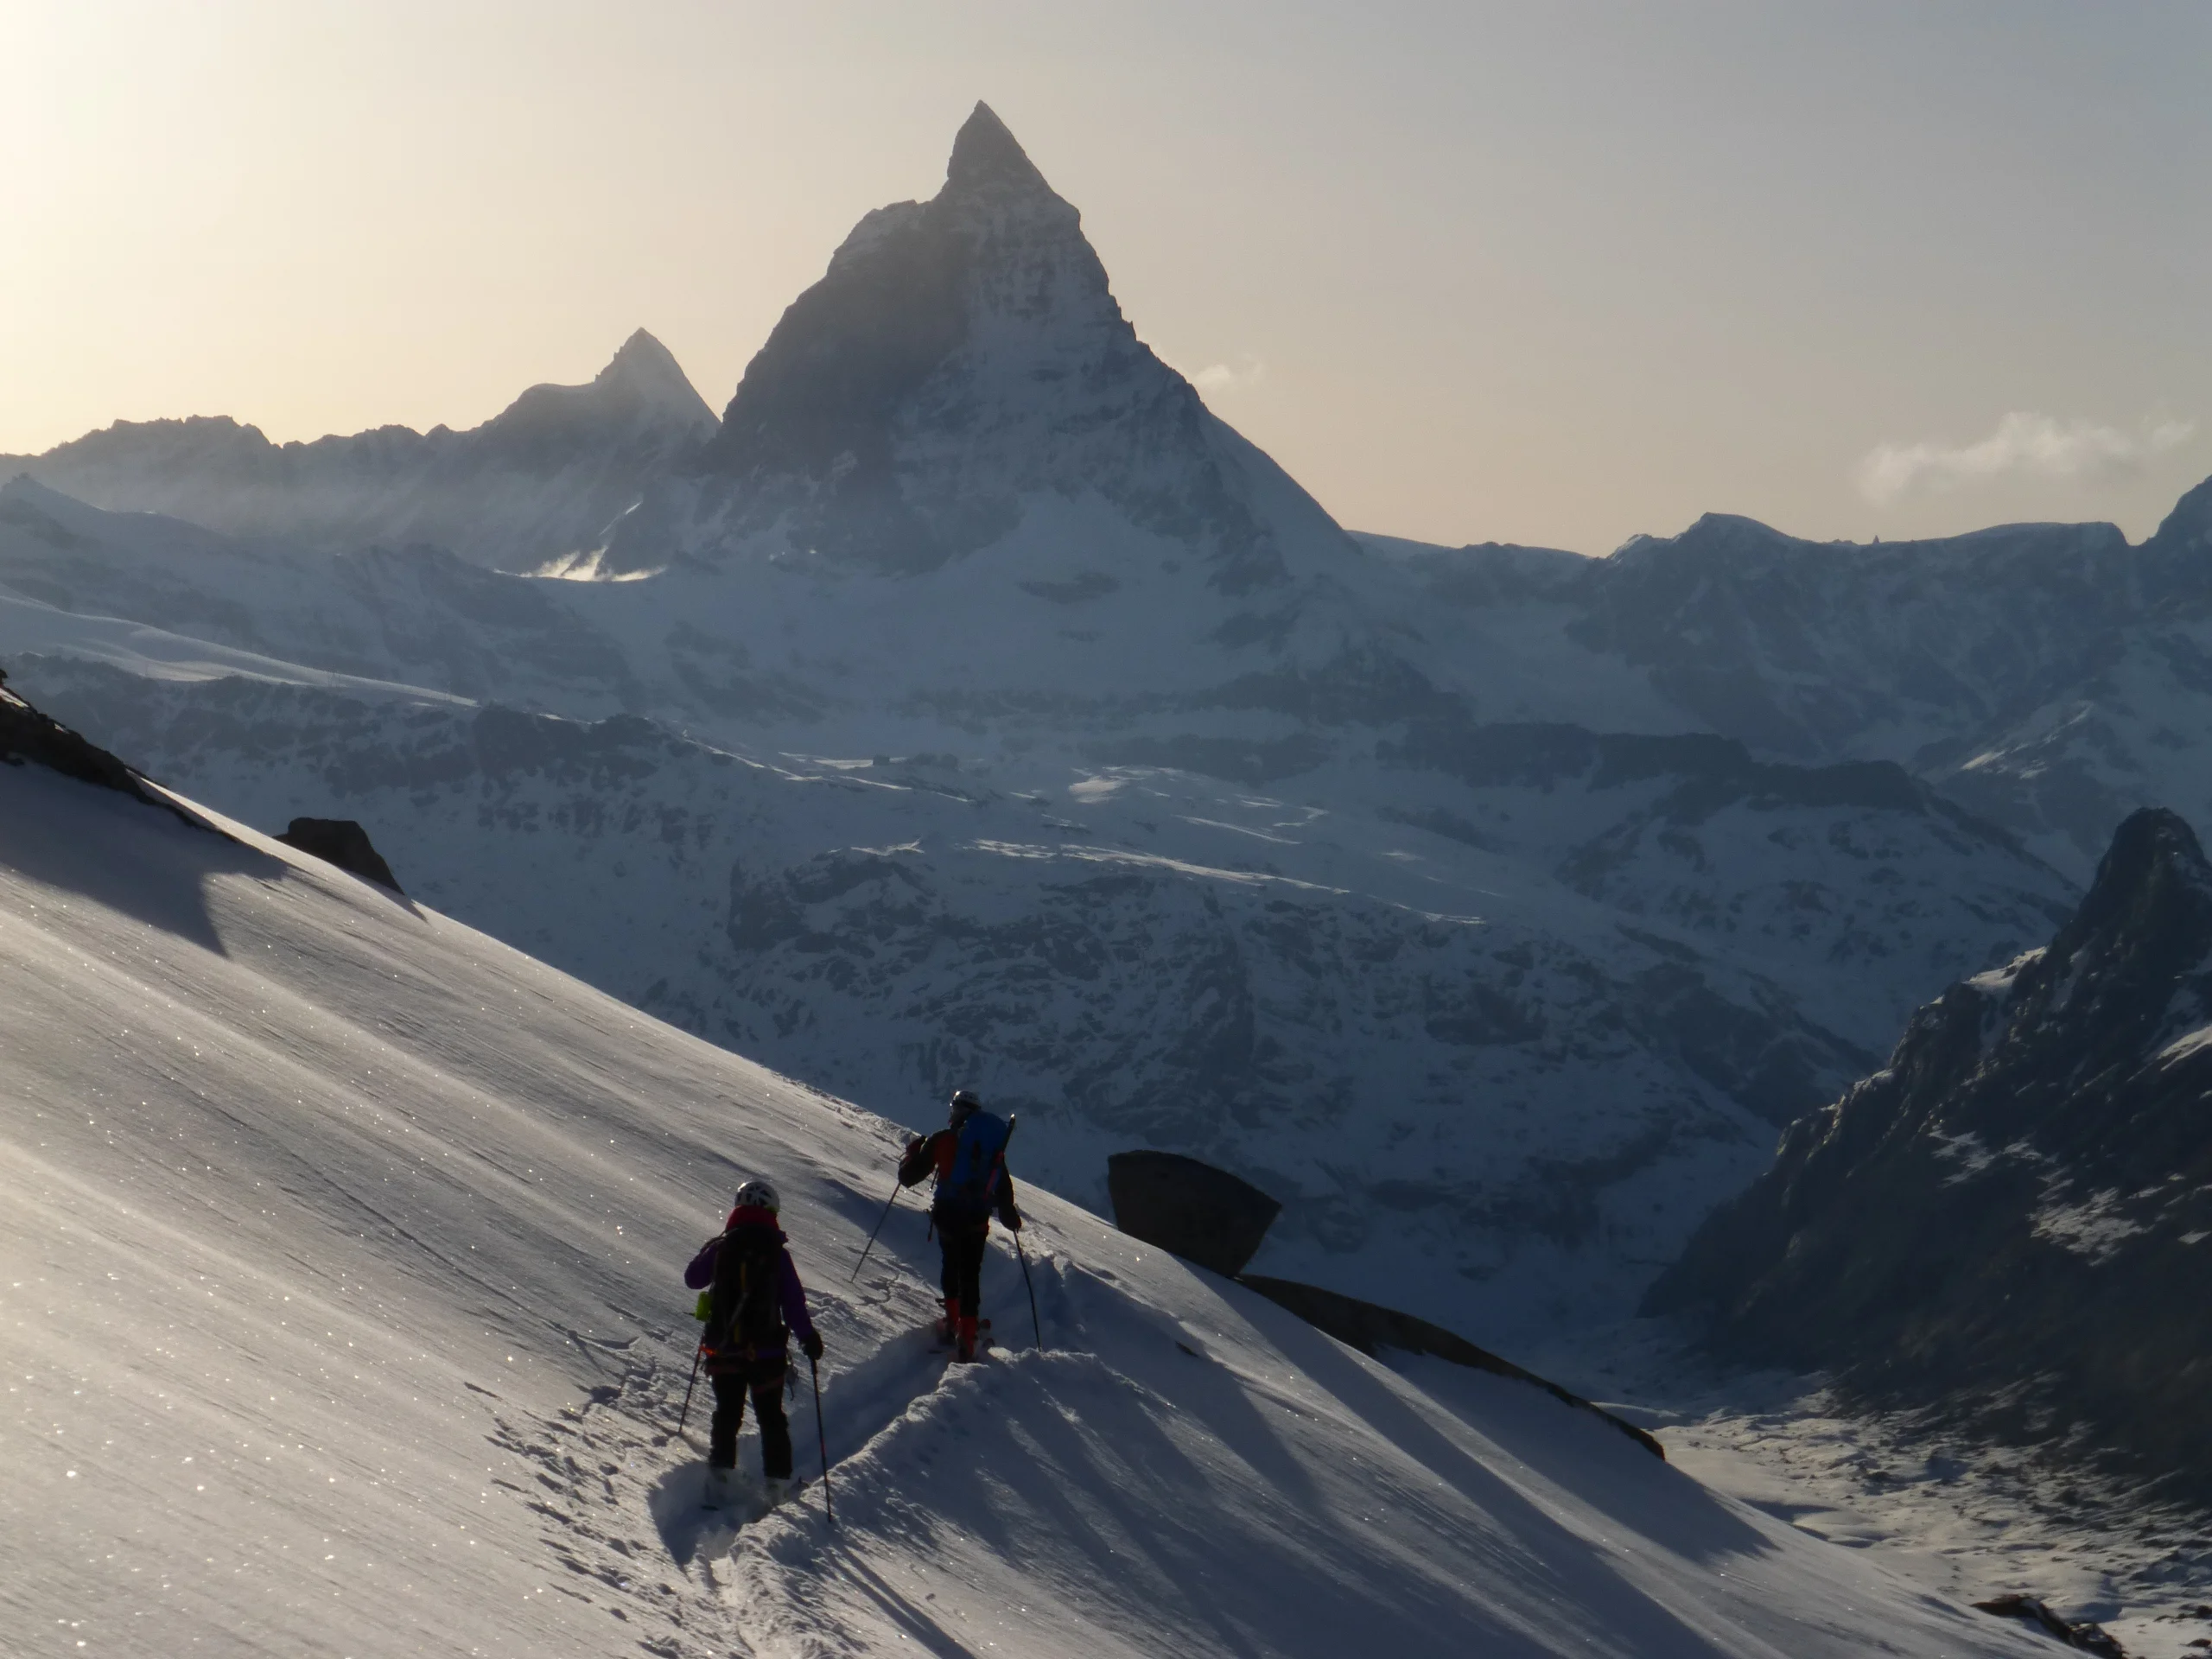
674, 1344, 704, 1435
1015, 1230, 1042, 1353
984, 1115, 1040, 1350
849, 1172, 906, 1282
810, 1355, 836, 1526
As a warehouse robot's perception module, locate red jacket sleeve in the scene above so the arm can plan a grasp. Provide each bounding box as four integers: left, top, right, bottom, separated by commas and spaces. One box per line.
898, 1130, 950, 1187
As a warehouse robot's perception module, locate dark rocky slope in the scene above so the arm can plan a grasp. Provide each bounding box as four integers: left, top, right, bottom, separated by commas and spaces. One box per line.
1649, 807, 2212, 1496
0, 661, 187, 822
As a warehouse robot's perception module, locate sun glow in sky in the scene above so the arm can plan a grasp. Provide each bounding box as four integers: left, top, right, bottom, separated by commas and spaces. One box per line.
4, 0, 2209, 553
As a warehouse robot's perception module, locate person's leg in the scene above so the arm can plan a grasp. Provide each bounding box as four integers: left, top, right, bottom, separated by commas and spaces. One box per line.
953, 1228, 986, 1359
750, 1358, 793, 1481
708, 1368, 748, 1469
938, 1225, 963, 1335
958, 1228, 986, 1318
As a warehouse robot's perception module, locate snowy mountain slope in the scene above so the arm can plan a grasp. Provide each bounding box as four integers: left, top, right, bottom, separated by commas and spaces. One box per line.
0, 750, 2058, 1659
11, 657, 2076, 1339
2, 328, 715, 572
0, 586, 474, 704
0, 476, 642, 708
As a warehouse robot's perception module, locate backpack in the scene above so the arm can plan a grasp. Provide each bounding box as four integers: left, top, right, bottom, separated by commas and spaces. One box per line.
937, 1110, 1012, 1222
703, 1222, 786, 1355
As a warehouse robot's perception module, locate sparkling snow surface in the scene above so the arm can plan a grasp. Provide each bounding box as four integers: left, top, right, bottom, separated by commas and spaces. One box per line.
1, 764, 2053, 1658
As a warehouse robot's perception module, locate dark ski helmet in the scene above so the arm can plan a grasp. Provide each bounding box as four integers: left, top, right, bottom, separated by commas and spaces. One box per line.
949, 1089, 982, 1123
734, 1179, 780, 1214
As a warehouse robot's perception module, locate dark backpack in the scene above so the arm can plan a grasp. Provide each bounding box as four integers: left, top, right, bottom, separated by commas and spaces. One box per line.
703, 1224, 786, 1354
937, 1110, 1012, 1222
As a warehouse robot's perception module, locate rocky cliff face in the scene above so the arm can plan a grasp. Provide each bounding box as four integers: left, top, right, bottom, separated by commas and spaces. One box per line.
1648, 807, 2212, 1494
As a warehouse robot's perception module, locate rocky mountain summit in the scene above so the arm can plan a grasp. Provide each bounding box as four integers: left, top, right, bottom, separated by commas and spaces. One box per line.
1649, 806, 2212, 1496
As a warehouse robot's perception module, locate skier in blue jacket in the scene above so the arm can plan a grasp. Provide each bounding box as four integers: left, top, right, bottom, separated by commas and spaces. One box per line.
897, 1090, 1020, 1361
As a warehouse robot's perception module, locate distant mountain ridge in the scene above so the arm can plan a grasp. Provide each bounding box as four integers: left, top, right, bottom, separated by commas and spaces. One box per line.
1, 327, 715, 572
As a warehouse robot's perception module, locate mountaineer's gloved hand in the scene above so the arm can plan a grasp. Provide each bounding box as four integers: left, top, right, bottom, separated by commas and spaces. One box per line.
801, 1331, 824, 1363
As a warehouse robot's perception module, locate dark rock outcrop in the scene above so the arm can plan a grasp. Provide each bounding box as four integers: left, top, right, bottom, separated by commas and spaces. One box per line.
276, 817, 403, 893
1238, 1274, 1665, 1461
1107, 1150, 1283, 1276
0, 663, 189, 823
1971, 1595, 2125, 1656
1649, 807, 2212, 1496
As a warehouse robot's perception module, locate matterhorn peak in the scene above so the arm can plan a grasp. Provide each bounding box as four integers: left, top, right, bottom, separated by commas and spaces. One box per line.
604, 99, 1353, 592
944, 101, 1051, 197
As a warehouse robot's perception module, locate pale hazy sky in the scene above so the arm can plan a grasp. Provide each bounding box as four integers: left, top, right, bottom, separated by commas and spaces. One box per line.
5, 1, 2209, 554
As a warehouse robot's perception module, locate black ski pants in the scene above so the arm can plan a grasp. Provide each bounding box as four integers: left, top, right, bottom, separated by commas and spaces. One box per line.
707, 1352, 791, 1479
939, 1220, 988, 1319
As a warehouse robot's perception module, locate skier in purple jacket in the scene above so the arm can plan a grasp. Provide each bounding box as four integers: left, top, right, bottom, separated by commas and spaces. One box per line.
683, 1179, 821, 1506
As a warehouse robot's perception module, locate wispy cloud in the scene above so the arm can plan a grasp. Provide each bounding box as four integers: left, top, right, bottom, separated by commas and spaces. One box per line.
1186, 357, 1267, 397
1855, 412, 2196, 505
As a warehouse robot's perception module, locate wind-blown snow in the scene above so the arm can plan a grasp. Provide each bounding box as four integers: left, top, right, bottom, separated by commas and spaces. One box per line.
1, 762, 2051, 1657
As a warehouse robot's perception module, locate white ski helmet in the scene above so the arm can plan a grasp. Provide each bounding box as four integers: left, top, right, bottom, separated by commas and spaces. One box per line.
950, 1089, 982, 1123
734, 1179, 780, 1214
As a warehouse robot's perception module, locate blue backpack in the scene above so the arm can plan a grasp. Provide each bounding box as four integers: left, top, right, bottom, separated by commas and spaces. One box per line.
938, 1110, 1012, 1221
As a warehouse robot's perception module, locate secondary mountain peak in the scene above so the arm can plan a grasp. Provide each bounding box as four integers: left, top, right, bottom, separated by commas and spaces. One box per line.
2033, 805, 2212, 1012
490, 328, 717, 442
600, 327, 713, 410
